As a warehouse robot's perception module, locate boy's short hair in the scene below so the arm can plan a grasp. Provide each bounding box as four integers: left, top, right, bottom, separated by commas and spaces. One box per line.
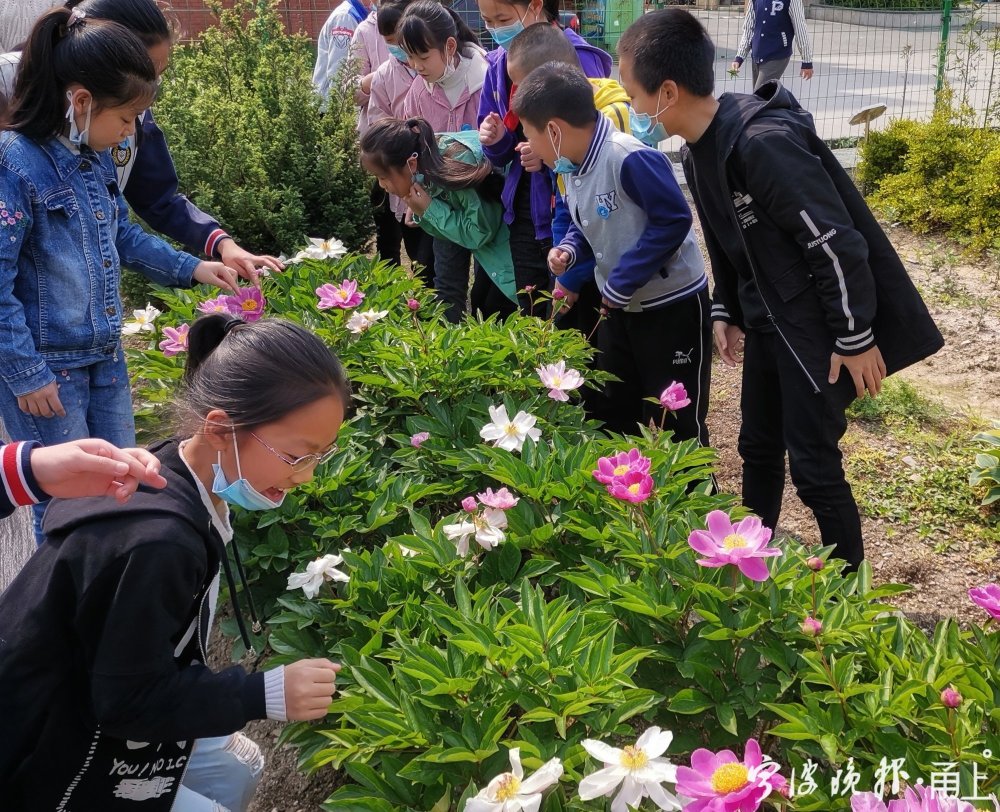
617, 9, 716, 97
512, 61, 597, 129
507, 24, 580, 77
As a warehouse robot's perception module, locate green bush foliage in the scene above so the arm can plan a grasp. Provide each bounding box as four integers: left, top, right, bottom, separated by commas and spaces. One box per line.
128, 256, 1000, 811
971, 423, 1000, 506
861, 105, 1000, 251
153, 0, 371, 257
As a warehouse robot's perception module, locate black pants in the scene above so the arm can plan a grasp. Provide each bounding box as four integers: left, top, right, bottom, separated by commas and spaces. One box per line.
594, 287, 711, 445
739, 329, 864, 568
471, 264, 517, 320
432, 238, 471, 324
509, 174, 552, 317
372, 184, 435, 288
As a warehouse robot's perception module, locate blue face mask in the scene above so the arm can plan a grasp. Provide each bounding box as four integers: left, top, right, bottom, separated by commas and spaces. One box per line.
629, 89, 670, 146
387, 44, 408, 63
548, 125, 578, 174
212, 433, 285, 511
486, 6, 529, 49
65, 90, 92, 147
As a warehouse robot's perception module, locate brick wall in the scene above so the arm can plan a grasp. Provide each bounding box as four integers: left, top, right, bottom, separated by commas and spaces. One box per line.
170, 0, 334, 41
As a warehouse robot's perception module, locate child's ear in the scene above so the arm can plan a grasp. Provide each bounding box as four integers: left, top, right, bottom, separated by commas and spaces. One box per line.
660, 79, 680, 105
406, 154, 419, 175
446, 36, 458, 58
203, 409, 234, 451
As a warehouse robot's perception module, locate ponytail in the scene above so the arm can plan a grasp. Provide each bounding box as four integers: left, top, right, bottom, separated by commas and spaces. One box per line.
2, 7, 156, 138
377, 0, 420, 36
398, 0, 480, 58
179, 315, 352, 432
360, 117, 494, 192
67, 0, 176, 47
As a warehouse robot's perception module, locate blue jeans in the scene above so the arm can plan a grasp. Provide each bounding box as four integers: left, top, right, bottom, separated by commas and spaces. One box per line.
0, 351, 135, 542
172, 734, 264, 812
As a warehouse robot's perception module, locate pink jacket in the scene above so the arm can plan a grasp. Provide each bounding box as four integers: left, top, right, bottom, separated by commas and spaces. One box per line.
368, 57, 419, 219
400, 49, 486, 134
350, 11, 391, 134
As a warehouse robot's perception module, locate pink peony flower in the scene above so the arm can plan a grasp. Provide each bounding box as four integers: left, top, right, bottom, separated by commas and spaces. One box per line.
158, 323, 190, 357
659, 381, 691, 411
801, 617, 823, 637
224, 286, 265, 322
316, 280, 364, 310
198, 295, 236, 315
969, 584, 1000, 620
410, 431, 430, 448
537, 360, 584, 402
806, 556, 825, 571
675, 738, 785, 812
607, 471, 654, 504
461, 496, 479, 513
407, 298, 420, 311
593, 448, 652, 485
941, 685, 963, 709
687, 510, 781, 582
552, 288, 566, 300
477, 487, 519, 510
851, 785, 978, 812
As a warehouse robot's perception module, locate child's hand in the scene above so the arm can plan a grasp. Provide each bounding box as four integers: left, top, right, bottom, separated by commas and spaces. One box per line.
217, 238, 284, 286
713, 322, 745, 367
548, 247, 572, 276
403, 207, 419, 228
829, 345, 886, 399
193, 261, 239, 292
729, 61, 741, 77
403, 182, 430, 216
30, 439, 167, 502
516, 141, 543, 173
17, 381, 66, 418
801, 67, 814, 80
479, 112, 504, 147
283, 658, 342, 721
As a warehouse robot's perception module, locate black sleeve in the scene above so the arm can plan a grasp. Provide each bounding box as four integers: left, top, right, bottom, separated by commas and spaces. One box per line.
80, 541, 265, 741
739, 130, 878, 355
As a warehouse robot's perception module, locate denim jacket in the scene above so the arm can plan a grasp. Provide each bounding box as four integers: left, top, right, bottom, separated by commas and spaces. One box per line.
0, 132, 200, 397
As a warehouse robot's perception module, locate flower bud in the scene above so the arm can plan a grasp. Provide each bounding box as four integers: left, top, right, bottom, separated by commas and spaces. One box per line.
461, 496, 478, 513
941, 685, 963, 709
801, 616, 823, 637
524, 285, 536, 293
553, 289, 566, 300
407, 298, 420, 311
410, 431, 429, 448
806, 556, 825, 572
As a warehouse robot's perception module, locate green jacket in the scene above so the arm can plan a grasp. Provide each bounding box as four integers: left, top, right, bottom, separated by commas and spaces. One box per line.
412, 131, 517, 304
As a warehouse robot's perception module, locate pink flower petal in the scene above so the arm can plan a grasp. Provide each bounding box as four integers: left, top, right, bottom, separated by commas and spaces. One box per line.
705, 510, 734, 541
736, 556, 772, 582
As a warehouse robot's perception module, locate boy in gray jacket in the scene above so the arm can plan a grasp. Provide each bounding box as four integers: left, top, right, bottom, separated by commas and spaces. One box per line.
513, 62, 711, 442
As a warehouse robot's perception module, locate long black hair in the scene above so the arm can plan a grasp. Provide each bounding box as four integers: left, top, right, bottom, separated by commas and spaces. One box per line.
397, 0, 480, 58
180, 315, 352, 432
67, 0, 176, 47
1, 7, 156, 138
377, 0, 421, 37
360, 117, 496, 192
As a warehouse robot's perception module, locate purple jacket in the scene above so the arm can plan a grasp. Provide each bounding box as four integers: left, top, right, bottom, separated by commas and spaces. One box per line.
477, 29, 612, 240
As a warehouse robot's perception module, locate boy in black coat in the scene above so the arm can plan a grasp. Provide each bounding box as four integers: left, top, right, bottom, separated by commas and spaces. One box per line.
617, 9, 943, 568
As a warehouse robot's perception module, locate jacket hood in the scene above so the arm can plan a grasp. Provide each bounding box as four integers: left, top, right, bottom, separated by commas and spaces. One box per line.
714, 81, 815, 153
590, 77, 629, 109
564, 27, 613, 76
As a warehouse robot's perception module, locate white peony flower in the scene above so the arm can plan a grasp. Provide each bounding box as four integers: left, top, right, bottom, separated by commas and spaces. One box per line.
443, 508, 507, 555
346, 309, 389, 334
303, 236, 347, 260
286, 552, 350, 599
122, 303, 161, 334
536, 360, 584, 402
479, 404, 542, 453
465, 748, 563, 812
579, 727, 683, 812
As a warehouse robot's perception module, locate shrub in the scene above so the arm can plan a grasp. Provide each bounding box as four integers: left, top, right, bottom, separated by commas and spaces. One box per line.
128, 255, 1000, 811
856, 119, 917, 193
153, 0, 372, 258
970, 423, 1000, 506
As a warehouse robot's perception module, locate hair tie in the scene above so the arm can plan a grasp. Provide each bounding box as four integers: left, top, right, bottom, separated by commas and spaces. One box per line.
67, 9, 86, 28
223, 318, 243, 336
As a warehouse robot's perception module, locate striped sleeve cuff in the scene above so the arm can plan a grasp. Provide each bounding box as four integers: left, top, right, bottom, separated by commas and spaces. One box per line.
263, 665, 287, 721
205, 229, 231, 259
711, 303, 735, 323
556, 243, 577, 269
601, 280, 631, 308
801, 61, 813, 70
2, 441, 46, 507
835, 327, 875, 355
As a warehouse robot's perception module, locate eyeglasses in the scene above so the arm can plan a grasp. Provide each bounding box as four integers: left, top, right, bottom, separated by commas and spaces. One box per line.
249, 431, 338, 472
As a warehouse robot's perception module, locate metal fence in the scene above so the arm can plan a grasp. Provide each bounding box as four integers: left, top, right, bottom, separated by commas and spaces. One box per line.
169, 0, 1000, 141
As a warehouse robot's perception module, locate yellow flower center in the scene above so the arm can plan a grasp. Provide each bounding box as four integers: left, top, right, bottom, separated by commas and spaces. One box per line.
212, 304, 225, 311
504, 423, 519, 436
551, 375, 563, 387
613, 464, 630, 476
710, 763, 750, 795
241, 299, 257, 312
620, 745, 648, 771
628, 483, 642, 495
723, 533, 748, 550
494, 774, 521, 801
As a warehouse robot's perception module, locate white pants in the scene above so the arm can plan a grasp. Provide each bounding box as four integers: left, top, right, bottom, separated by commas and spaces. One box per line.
171, 734, 264, 812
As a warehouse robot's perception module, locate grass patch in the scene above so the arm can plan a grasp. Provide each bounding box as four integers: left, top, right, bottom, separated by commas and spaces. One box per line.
845, 380, 998, 552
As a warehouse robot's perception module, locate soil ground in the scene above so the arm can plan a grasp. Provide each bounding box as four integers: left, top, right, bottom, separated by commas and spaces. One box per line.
245, 222, 1000, 811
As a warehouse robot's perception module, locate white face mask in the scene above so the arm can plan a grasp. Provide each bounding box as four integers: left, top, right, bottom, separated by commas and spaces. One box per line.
65, 90, 92, 147
425, 45, 459, 90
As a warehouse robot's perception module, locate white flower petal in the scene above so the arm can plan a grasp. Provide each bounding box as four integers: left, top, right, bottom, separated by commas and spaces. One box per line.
509, 748, 524, 781
465, 798, 503, 812
582, 739, 624, 765
636, 758, 677, 784
122, 323, 141, 335
579, 765, 627, 800
636, 727, 673, 759
517, 795, 542, 812
611, 777, 644, 812
488, 404, 510, 425
644, 778, 683, 811
518, 758, 563, 794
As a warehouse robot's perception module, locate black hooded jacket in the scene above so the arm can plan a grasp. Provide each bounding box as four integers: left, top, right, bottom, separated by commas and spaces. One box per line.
0, 440, 266, 811
682, 83, 942, 387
